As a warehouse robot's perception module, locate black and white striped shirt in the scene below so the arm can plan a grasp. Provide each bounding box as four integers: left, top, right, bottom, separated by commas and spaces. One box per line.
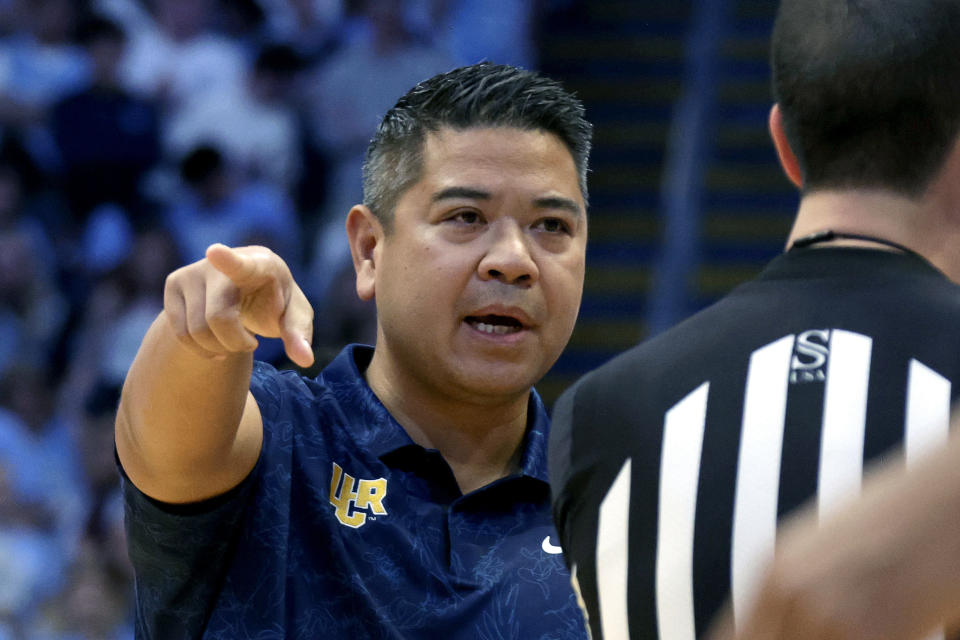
550, 248, 960, 640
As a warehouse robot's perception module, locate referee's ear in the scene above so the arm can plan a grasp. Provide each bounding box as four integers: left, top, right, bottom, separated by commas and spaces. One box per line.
769, 103, 803, 189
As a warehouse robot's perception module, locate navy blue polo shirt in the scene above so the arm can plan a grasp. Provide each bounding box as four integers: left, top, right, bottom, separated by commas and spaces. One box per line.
122, 345, 587, 639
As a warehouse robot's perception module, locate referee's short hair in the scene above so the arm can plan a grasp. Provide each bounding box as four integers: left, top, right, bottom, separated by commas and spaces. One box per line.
362, 62, 592, 231
772, 0, 960, 197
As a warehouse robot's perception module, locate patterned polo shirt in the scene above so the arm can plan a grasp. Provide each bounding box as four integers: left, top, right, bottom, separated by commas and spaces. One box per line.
123, 345, 587, 639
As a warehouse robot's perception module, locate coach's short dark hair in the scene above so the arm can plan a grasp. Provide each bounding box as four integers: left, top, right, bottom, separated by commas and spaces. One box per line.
362, 62, 592, 229
772, 0, 960, 196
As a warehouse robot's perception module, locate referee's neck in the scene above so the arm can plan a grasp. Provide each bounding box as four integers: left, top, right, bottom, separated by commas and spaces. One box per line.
786, 185, 960, 282
786, 189, 923, 250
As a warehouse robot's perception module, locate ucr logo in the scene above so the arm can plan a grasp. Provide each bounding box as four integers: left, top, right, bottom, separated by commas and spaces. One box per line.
329, 462, 388, 528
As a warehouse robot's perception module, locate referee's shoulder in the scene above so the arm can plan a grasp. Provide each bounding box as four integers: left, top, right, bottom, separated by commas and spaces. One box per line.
556, 299, 740, 413
557, 323, 683, 406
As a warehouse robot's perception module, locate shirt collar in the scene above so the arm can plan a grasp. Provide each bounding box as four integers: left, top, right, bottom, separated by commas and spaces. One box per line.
321, 344, 551, 484
759, 246, 947, 282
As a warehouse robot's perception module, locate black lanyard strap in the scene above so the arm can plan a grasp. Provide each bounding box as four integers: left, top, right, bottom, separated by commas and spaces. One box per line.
790, 229, 921, 259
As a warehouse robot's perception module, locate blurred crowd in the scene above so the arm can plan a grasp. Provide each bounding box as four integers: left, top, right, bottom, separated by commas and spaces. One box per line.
0, 0, 547, 636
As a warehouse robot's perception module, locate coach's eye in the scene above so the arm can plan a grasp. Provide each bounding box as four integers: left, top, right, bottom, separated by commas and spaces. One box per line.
535, 217, 572, 235
449, 210, 484, 225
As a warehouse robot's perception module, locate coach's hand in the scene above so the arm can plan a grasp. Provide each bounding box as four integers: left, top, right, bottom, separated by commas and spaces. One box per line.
163, 243, 314, 368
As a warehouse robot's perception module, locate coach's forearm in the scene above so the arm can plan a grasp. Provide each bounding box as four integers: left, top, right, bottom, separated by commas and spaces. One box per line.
115, 312, 262, 503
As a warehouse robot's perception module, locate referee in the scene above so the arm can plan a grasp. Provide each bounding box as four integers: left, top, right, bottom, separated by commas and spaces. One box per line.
549, 0, 960, 638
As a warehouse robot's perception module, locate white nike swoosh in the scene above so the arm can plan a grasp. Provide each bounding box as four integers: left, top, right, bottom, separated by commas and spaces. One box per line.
542, 536, 563, 554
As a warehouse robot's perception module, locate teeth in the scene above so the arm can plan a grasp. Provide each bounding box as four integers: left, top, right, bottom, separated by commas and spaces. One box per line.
475, 322, 518, 335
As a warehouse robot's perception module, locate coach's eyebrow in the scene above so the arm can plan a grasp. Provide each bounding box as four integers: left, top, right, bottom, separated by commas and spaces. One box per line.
431, 186, 491, 202
432, 187, 583, 217
533, 196, 584, 217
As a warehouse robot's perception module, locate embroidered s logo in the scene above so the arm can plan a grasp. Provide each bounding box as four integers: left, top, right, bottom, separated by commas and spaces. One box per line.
329, 462, 388, 528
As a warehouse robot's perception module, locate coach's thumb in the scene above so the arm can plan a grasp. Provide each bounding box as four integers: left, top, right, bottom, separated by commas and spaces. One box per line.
280, 299, 314, 369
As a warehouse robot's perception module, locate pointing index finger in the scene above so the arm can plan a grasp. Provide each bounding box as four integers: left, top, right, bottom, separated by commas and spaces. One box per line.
206, 243, 264, 285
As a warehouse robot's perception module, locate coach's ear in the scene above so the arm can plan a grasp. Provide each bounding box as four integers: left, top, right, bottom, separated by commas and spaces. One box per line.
346, 204, 383, 301
769, 103, 803, 189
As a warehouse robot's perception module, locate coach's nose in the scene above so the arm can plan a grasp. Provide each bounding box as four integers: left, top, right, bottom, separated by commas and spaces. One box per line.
477, 219, 539, 286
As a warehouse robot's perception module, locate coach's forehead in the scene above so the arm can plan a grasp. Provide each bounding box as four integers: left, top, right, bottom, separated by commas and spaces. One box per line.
416, 127, 579, 196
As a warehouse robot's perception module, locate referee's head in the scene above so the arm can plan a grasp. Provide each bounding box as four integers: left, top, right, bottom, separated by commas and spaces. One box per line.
362, 62, 592, 232
771, 0, 960, 197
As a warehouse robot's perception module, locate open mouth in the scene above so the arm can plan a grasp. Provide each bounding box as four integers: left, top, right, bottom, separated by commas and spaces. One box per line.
465, 315, 525, 335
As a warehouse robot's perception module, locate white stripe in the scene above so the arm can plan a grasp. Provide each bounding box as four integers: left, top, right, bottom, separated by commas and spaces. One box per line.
597, 459, 632, 640
905, 359, 951, 640
817, 330, 873, 518
905, 360, 950, 465
656, 382, 709, 640
731, 335, 795, 628
569, 564, 594, 639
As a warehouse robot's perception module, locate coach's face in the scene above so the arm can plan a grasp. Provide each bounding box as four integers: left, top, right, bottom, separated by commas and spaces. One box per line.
352, 126, 586, 405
